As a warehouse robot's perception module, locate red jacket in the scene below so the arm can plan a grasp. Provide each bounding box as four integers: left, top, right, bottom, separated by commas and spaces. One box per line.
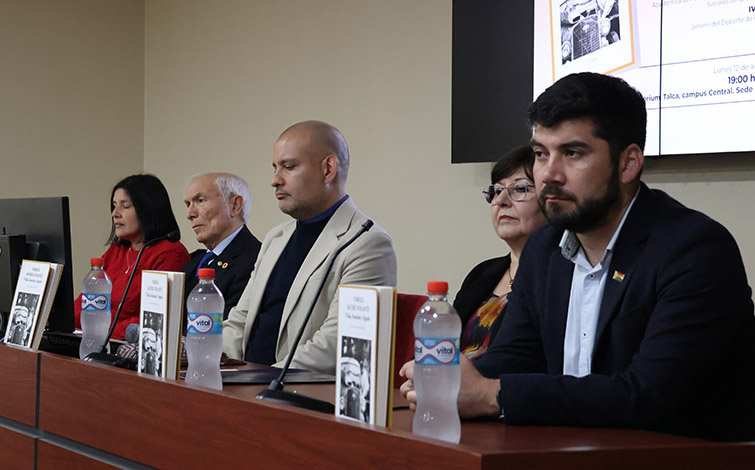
75, 240, 190, 339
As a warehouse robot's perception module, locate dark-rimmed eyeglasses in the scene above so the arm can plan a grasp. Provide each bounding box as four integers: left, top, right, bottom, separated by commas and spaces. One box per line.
482, 181, 536, 204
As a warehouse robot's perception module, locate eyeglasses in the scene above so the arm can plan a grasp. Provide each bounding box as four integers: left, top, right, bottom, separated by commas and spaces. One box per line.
482, 181, 536, 203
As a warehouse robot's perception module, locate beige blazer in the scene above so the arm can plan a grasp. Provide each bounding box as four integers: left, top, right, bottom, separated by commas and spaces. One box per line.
222, 198, 397, 374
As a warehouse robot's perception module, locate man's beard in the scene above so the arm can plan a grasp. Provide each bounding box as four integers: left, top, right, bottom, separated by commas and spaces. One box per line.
537, 167, 620, 233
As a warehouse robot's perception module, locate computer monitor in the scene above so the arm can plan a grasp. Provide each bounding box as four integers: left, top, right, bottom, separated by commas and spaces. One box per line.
0, 197, 75, 334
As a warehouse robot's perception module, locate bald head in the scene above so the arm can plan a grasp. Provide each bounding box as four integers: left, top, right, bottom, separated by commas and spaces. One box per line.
271, 120, 351, 221
279, 120, 350, 183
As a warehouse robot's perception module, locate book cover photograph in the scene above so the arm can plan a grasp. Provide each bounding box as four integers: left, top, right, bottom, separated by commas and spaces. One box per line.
139, 270, 185, 379
5, 292, 40, 346
3, 260, 54, 348
336, 285, 396, 427
338, 336, 372, 422
139, 271, 169, 377
140, 310, 165, 377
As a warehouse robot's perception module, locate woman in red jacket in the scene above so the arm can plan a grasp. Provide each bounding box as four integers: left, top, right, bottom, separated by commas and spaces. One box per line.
75, 174, 190, 339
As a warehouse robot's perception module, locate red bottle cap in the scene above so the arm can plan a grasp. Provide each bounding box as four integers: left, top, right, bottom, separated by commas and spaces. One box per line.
198, 268, 215, 279
427, 281, 448, 295
90, 257, 104, 266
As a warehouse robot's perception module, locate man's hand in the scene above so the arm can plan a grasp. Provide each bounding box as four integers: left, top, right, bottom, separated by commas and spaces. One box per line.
457, 354, 500, 419
399, 355, 501, 419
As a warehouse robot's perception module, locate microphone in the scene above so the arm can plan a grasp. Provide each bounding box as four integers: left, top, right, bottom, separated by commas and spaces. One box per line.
84, 230, 180, 367
255, 219, 374, 413
123, 322, 140, 343
113, 323, 139, 370
163, 230, 181, 243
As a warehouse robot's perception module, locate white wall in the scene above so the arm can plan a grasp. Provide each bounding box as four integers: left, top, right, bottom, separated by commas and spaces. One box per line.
0, 0, 145, 285
4, 0, 753, 299
144, 0, 486, 296
144, 0, 755, 297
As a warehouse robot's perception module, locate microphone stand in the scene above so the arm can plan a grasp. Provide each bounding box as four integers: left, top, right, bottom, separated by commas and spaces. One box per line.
83, 231, 179, 367
255, 220, 374, 413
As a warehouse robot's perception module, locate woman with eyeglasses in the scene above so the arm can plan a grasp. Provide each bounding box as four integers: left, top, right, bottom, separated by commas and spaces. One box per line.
454, 145, 547, 359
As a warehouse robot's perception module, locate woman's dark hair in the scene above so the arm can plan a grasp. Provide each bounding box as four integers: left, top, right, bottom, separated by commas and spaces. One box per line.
107, 174, 180, 246
491, 145, 535, 184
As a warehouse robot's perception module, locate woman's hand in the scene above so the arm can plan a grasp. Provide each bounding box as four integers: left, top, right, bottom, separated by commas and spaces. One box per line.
398, 360, 417, 411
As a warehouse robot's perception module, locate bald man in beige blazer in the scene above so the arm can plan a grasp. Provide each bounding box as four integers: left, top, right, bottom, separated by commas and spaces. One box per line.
223, 121, 397, 374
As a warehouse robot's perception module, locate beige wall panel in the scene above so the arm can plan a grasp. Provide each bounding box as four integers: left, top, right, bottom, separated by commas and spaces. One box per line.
0, 0, 145, 287
144, 0, 755, 299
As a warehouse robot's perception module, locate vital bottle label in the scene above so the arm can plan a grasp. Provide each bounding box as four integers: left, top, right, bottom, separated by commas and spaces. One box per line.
414, 337, 460, 365
187, 312, 223, 335
82, 293, 110, 311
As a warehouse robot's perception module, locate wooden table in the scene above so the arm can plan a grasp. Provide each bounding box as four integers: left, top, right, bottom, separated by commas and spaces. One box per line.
1, 344, 754, 469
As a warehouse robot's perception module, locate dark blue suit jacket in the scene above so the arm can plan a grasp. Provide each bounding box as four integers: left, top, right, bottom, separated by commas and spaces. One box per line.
474, 183, 755, 440
182, 225, 261, 319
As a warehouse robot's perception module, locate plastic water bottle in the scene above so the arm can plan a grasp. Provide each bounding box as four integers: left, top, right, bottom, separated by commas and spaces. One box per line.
413, 281, 462, 443
185, 268, 224, 390
79, 258, 112, 359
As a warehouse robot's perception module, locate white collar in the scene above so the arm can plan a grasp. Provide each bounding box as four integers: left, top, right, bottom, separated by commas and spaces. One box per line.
559, 189, 640, 263
209, 225, 244, 256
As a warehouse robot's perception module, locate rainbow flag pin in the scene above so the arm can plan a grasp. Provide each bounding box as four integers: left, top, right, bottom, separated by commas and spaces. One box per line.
612, 271, 625, 282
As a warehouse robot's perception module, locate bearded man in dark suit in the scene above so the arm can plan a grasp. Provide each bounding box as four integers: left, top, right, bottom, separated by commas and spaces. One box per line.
401, 73, 755, 441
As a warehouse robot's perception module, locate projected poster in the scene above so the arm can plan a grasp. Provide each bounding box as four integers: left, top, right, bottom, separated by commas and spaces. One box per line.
534, 0, 755, 156
549, 0, 639, 80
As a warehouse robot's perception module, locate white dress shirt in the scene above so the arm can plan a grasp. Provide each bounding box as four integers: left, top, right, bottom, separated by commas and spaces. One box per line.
561, 194, 638, 377
210, 225, 244, 257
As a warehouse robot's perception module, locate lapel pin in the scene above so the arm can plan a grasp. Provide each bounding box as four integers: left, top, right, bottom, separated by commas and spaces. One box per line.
612, 271, 625, 282
217, 260, 222, 267
222, 262, 228, 269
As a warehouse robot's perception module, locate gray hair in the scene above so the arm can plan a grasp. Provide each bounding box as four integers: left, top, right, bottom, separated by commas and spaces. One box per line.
215, 173, 251, 223
186, 173, 251, 223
